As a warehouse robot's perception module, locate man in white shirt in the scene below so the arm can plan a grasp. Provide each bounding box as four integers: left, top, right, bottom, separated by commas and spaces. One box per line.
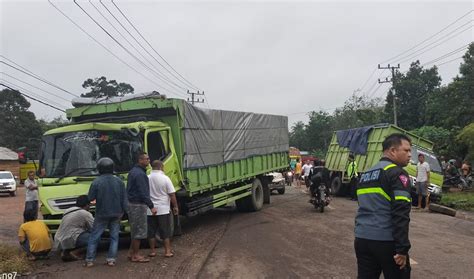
147, 160, 179, 258
416, 154, 430, 209
302, 160, 313, 190
24, 171, 39, 219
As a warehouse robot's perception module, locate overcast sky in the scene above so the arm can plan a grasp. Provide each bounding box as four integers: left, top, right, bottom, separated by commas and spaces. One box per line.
0, 0, 472, 127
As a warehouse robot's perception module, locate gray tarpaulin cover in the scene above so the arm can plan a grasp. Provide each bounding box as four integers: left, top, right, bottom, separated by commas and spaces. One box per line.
183, 102, 289, 170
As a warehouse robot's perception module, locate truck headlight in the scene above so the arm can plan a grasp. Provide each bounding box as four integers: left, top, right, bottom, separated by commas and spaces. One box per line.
430, 185, 441, 195
8, 182, 15, 185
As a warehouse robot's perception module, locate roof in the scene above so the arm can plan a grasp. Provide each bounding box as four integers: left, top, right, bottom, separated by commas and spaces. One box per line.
0, 147, 18, 161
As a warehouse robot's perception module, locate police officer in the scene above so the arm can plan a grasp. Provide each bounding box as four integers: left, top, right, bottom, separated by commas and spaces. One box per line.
354, 133, 412, 279
347, 153, 359, 201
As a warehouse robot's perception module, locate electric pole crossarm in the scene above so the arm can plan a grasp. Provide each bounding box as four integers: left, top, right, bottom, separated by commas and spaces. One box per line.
187, 90, 205, 105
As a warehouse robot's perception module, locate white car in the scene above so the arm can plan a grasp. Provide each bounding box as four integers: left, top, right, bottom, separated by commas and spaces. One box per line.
0, 171, 17, 196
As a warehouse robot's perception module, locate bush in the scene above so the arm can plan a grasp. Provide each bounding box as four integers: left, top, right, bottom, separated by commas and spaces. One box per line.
0, 244, 31, 274
440, 192, 474, 211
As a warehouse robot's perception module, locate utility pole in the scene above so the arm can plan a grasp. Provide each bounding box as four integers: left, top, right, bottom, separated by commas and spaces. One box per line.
187, 90, 205, 105
378, 64, 400, 126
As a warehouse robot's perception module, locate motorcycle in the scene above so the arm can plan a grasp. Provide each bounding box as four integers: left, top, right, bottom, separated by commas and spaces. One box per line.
284, 170, 294, 186
443, 175, 472, 191
310, 182, 330, 212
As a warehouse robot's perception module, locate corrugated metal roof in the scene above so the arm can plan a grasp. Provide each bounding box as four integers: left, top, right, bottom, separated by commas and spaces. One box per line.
0, 147, 18, 161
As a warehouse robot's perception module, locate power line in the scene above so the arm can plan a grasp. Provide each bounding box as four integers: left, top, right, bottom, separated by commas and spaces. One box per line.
98, 0, 193, 92
0, 83, 66, 112
73, 1, 188, 98
0, 58, 78, 98
0, 79, 68, 110
397, 22, 472, 64
368, 82, 384, 99
89, 1, 191, 94
421, 44, 470, 66
47, 0, 185, 99
111, 0, 201, 91
362, 69, 387, 97
436, 56, 464, 67
359, 68, 377, 92
380, 10, 473, 64
0, 72, 71, 103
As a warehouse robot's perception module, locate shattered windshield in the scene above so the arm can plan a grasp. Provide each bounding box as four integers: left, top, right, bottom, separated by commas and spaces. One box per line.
39, 130, 143, 178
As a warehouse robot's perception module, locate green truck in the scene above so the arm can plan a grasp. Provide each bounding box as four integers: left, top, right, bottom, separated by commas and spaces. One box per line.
37, 93, 289, 232
325, 124, 443, 202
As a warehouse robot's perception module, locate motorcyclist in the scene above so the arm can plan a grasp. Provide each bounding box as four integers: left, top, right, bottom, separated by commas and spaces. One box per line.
446, 159, 459, 178
309, 159, 330, 202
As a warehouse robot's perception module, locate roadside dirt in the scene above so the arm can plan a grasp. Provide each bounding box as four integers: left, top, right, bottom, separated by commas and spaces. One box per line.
1, 185, 473, 278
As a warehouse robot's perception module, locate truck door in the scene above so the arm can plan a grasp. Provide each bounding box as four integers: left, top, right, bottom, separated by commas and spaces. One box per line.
144, 128, 181, 190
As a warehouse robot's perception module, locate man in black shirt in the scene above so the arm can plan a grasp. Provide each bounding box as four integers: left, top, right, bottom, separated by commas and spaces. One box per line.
127, 152, 156, 263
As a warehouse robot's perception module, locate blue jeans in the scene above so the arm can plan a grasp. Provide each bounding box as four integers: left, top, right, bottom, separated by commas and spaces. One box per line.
85, 217, 120, 263
75, 231, 90, 248
20, 238, 50, 258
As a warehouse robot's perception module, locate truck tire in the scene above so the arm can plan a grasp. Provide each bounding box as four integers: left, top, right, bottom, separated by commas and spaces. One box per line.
9, 191, 16, 197
236, 178, 264, 212
331, 176, 343, 196
277, 186, 285, 195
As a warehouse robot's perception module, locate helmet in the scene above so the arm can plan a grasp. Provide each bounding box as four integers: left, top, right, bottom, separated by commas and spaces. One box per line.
97, 157, 114, 174
448, 159, 456, 165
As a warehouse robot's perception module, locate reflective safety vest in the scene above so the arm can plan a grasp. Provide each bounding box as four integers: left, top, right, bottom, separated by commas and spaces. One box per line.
354, 158, 412, 254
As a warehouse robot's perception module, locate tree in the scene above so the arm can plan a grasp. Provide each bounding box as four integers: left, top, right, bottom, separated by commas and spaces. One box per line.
305, 110, 334, 156
456, 123, 474, 161
426, 43, 474, 129
410, 126, 462, 158
333, 94, 384, 130
384, 61, 441, 130
0, 89, 43, 152
38, 116, 69, 133
81, 76, 134, 98
289, 121, 307, 150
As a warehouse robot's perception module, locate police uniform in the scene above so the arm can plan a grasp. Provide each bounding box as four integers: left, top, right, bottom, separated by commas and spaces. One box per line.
354, 158, 412, 279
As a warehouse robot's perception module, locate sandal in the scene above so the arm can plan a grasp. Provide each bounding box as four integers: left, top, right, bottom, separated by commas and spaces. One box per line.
164, 253, 174, 258
148, 252, 157, 257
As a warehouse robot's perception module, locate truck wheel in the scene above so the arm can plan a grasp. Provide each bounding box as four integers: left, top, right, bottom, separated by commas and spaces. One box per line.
9, 191, 16, 197
331, 176, 343, 196
236, 178, 264, 212
277, 187, 285, 195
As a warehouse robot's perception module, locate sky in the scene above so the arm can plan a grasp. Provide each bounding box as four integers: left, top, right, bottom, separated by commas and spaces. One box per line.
0, 0, 472, 128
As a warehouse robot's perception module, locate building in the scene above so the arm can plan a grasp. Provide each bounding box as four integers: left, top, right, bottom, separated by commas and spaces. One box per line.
0, 147, 19, 179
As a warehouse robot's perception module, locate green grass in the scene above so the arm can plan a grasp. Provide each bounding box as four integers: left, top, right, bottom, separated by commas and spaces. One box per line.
440, 191, 474, 211
0, 244, 31, 274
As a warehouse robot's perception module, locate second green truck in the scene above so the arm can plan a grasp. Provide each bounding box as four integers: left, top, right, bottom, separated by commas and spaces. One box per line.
325, 124, 444, 202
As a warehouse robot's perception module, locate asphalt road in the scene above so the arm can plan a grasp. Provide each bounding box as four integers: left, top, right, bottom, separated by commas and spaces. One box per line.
1, 185, 474, 278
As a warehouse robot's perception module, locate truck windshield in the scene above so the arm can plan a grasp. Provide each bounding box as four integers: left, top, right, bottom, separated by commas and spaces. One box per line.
411, 146, 442, 174
39, 130, 143, 178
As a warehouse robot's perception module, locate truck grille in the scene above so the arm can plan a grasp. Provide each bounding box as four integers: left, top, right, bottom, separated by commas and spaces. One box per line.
48, 197, 77, 211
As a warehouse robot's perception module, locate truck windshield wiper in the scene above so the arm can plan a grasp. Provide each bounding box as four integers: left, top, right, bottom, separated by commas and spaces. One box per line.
55, 167, 96, 183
